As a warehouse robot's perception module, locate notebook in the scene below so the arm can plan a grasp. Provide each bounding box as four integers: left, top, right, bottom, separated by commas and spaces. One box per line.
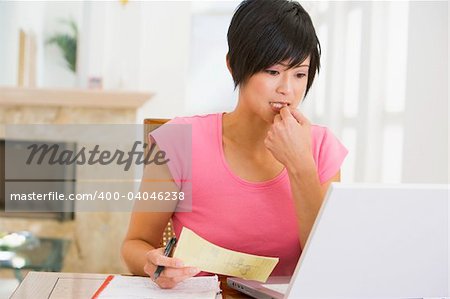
91, 274, 220, 299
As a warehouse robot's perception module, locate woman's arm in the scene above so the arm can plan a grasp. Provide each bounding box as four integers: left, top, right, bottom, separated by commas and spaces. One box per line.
286, 160, 340, 249
121, 211, 174, 276
264, 107, 342, 250
121, 155, 178, 275
121, 145, 200, 288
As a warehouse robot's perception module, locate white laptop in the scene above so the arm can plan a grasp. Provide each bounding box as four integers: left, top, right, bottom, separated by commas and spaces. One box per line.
228, 183, 449, 298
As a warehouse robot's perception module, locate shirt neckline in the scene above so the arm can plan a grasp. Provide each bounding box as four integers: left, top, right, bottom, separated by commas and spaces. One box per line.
216, 112, 288, 188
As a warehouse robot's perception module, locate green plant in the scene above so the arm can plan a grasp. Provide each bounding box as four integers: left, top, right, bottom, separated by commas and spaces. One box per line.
46, 19, 78, 73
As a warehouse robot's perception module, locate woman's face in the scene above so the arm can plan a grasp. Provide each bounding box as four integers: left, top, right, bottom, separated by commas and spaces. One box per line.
239, 56, 310, 123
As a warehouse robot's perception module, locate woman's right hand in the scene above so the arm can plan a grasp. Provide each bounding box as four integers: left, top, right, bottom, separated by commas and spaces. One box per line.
144, 247, 201, 289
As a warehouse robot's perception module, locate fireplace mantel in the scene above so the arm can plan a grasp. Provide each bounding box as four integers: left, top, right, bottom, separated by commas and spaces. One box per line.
0, 86, 153, 275
0, 87, 153, 108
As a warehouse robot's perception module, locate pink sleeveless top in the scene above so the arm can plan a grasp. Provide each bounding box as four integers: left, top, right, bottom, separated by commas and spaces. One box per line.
150, 113, 347, 276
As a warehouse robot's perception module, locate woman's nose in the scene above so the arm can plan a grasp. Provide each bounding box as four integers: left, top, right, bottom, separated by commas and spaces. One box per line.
276, 75, 293, 95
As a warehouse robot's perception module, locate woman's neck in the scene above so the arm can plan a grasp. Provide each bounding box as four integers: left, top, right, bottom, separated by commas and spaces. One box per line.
222, 108, 271, 151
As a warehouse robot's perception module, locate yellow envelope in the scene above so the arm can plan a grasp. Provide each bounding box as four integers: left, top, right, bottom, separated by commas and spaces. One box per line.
173, 227, 279, 282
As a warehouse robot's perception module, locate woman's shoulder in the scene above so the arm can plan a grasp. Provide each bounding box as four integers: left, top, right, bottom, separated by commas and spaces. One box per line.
310, 124, 332, 141
167, 113, 221, 126
152, 113, 221, 144
310, 124, 348, 183
310, 123, 346, 151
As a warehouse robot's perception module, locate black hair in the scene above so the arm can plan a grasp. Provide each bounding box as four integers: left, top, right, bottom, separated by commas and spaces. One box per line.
227, 0, 321, 97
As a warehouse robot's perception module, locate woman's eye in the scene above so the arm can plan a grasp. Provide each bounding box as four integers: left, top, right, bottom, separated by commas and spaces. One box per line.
296, 73, 306, 79
265, 70, 279, 75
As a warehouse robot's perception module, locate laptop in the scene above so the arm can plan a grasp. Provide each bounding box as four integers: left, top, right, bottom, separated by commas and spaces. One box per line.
228, 183, 449, 298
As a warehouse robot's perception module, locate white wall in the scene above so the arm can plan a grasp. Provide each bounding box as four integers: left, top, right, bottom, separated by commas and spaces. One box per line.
78, 2, 142, 90
0, 2, 82, 88
184, 2, 239, 116
42, 2, 83, 88
137, 2, 193, 119
402, 1, 448, 184
1, 1, 448, 184
0, 2, 46, 86
305, 1, 448, 184
78, 1, 194, 119
0, 2, 17, 86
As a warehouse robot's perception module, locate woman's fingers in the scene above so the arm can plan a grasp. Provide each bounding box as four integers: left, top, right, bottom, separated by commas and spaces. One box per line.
147, 248, 184, 268
279, 106, 293, 120
144, 247, 201, 289
171, 272, 201, 284
154, 254, 184, 268
290, 109, 310, 126
154, 267, 201, 289
273, 113, 282, 123
160, 266, 200, 278
279, 107, 307, 126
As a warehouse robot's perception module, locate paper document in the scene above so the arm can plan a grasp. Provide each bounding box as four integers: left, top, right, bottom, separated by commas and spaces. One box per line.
93, 275, 219, 299
173, 227, 279, 282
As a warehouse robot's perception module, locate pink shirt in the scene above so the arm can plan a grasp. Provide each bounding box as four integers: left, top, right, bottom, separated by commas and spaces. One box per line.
151, 113, 347, 276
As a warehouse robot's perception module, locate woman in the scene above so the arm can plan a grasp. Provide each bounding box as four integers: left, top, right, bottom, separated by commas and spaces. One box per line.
122, 0, 347, 289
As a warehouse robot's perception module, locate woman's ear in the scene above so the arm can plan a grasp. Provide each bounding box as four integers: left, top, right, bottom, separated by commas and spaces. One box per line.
226, 54, 232, 75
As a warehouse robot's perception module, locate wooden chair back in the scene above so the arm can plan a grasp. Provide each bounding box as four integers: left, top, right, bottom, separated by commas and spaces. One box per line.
144, 118, 176, 247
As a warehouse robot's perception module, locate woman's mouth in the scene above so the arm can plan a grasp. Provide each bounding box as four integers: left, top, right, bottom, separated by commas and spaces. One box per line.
269, 101, 290, 112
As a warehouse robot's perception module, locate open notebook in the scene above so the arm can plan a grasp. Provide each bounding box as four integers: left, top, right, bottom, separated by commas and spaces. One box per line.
91, 275, 220, 299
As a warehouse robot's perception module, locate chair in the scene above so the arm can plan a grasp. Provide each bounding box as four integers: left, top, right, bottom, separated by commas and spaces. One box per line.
144, 118, 176, 247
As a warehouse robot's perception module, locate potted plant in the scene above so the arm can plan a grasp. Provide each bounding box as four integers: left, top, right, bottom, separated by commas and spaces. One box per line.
46, 19, 78, 73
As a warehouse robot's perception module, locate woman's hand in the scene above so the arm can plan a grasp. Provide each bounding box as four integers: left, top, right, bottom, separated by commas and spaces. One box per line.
264, 107, 312, 170
144, 247, 201, 289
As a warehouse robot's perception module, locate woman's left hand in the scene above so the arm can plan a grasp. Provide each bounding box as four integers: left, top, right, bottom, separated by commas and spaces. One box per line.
264, 107, 312, 169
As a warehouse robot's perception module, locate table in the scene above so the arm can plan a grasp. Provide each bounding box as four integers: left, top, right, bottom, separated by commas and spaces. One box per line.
0, 236, 70, 281
10, 272, 253, 299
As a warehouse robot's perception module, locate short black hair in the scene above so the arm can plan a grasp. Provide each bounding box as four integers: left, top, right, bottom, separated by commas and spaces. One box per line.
227, 0, 321, 97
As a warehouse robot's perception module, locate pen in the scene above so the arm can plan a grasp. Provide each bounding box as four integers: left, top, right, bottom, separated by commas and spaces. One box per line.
153, 236, 177, 281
